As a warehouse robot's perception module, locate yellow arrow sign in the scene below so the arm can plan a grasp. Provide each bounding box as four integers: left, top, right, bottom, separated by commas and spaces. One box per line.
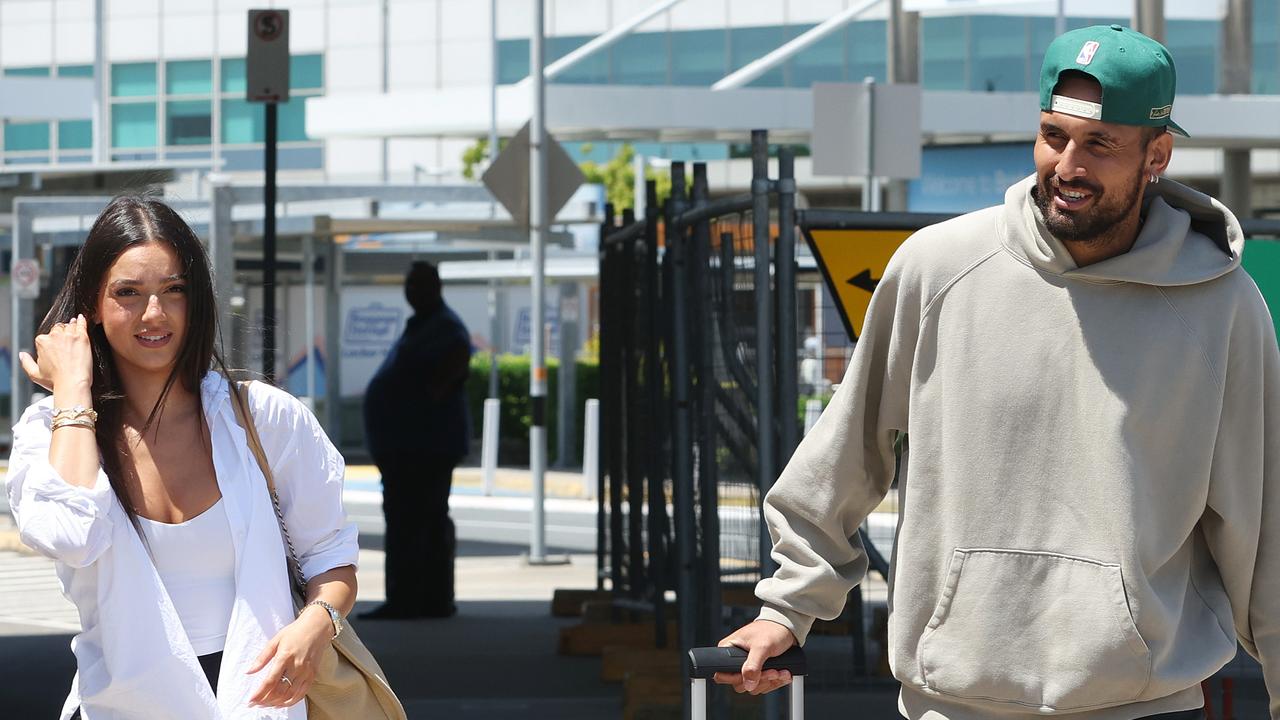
805, 227, 913, 340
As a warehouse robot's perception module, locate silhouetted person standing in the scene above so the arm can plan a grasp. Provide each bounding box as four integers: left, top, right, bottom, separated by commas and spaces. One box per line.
360, 262, 472, 619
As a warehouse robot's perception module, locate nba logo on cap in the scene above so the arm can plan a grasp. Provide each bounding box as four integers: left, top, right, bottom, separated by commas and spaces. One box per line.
1076, 41, 1100, 65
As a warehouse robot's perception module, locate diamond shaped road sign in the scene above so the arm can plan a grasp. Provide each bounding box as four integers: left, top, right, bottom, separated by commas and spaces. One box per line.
481, 121, 585, 228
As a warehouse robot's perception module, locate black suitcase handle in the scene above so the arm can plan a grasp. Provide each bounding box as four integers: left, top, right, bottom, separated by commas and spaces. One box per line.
688, 645, 807, 679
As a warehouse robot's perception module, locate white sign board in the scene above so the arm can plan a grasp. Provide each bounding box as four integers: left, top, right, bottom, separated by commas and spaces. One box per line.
812, 82, 922, 180
12, 259, 39, 300
339, 288, 408, 396
247, 9, 290, 103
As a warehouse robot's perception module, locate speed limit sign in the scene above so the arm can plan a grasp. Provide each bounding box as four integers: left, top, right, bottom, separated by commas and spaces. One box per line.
12, 258, 39, 300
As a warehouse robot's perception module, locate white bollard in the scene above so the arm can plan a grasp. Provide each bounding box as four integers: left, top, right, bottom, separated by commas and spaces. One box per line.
803, 398, 824, 436
481, 398, 500, 496
582, 398, 600, 499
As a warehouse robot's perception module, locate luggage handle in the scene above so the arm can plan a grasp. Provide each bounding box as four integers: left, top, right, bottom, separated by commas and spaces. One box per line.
688, 645, 807, 679
688, 646, 806, 720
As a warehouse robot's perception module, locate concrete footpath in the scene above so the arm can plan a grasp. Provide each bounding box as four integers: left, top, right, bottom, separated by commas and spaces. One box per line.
0, 465, 1270, 718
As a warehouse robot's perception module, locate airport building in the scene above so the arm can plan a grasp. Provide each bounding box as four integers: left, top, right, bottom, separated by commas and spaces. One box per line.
0, 0, 1276, 450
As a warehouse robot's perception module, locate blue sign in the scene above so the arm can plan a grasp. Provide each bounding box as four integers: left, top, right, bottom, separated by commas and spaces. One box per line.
908, 143, 1035, 213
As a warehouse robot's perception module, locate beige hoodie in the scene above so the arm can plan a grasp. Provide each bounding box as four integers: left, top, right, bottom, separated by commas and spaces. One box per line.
756, 175, 1280, 719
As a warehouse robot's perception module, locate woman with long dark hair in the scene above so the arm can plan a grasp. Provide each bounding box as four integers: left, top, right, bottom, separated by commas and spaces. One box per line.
6, 196, 358, 719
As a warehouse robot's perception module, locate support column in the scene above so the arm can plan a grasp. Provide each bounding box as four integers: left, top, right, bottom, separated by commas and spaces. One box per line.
210, 182, 236, 365
1220, 0, 1252, 219
1134, 0, 1165, 43
884, 1, 918, 212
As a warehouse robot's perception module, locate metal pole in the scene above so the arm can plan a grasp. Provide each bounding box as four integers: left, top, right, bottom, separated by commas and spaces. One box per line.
1134, 0, 1165, 43
1220, 0, 1252, 219
380, 0, 390, 182
861, 78, 876, 213
488, 251, 500, 398
303, 235, 316, 405
528, 0, 562, 565
210, 181, 236, 364
1055, 0, 1066, 36
751, 129, 776, 576
667, 162, 698, 720
751, 128, 782, 720
776, 147, 799, 464
92, 0, 107, 165
10, 202, 33, 425
263, 102, 278, 382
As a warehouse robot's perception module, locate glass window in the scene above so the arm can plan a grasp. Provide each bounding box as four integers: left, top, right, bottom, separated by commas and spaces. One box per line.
789, 24, 844, 86
922, 16, 966, 90
612, 31, 668, 85
5, 67, 50, 77
970, 16, 1028, 91
221, 57, 246, 94
498, 39, 530, 84
291, 54, 323, 90
221, 98, 263, 144
167, 60, 212, 95
730, 26, 786, 87
5, 122, 50, 151
1166, 20, 1219, 94
279, 97, 309, 142
111, 62, 157, 97
549, 36, 607, 83
58, 120, 92, 150
1256, 0, 1279, 94
57, 64, 93, 78
166, 100, 212, 146
1028, 17, 1057, 90
111, 102, 157, 148
848, 20, 886, 84
671, 28, 726, 85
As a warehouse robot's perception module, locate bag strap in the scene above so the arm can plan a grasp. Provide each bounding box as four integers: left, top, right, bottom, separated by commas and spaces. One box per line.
228, 379, 308, 594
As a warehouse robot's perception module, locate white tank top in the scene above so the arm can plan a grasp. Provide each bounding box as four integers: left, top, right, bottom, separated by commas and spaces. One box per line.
138, 498, 237, 656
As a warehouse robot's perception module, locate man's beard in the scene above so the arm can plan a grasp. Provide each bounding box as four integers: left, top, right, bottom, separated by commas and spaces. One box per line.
1031, 169, 1145, 245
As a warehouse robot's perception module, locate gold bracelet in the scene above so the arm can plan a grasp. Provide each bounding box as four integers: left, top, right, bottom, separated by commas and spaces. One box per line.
52, 406, 98, 423
52, 417, 95, 432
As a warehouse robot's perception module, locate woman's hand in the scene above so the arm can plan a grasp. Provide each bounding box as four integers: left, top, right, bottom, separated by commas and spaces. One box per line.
246, 607, 334, 708
20, 315, 93, 395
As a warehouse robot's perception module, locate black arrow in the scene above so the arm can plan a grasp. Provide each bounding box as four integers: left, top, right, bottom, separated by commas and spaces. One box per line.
847, 269, 879, 293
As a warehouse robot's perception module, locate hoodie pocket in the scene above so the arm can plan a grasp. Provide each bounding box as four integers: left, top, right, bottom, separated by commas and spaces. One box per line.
917, 548, 1151, 711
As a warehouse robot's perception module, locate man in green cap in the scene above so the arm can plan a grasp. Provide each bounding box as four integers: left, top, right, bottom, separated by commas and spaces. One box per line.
713, 24, 1278, 719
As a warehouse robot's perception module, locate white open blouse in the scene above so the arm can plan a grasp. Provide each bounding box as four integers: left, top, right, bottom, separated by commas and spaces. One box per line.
5, 373, 359, 720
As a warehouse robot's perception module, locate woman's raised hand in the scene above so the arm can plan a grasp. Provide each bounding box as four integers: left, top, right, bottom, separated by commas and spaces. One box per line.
20, 314, 93, 394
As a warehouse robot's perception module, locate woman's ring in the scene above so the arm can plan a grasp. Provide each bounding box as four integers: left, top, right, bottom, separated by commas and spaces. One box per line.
280, 675, 293, 687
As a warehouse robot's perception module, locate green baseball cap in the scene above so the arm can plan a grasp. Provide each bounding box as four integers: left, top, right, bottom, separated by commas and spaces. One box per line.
1039, 24, 1188, 137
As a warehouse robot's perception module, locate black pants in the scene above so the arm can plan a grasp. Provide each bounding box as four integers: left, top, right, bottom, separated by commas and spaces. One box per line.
1140, 711, 1205, 719
72, 651, 221, 718
378, 453, 457, 612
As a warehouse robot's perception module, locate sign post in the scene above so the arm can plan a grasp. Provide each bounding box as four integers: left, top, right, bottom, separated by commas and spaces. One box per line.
11, 258, 40, 300
247, 8, 289, 382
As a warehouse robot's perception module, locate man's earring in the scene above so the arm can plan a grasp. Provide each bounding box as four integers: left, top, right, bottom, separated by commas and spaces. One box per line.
1149, 173, 1159, 184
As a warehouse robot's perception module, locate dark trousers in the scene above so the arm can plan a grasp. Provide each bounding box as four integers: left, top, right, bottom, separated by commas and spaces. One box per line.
1140, 711, 1204, 719
378, 453, 457, 612
72, 651, 221, 718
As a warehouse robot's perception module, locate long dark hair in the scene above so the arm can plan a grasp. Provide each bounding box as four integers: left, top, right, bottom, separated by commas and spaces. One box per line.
38, 195, 227, 526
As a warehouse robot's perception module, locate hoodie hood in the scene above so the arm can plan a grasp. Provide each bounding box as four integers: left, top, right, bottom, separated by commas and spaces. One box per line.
999, 173, 1243, 286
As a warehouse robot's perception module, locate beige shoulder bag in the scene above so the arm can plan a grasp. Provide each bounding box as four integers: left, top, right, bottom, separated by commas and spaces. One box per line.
229, 380, 407, 720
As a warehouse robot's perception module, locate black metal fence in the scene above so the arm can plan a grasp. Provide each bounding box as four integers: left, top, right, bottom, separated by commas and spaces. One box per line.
599, 130, 890, 718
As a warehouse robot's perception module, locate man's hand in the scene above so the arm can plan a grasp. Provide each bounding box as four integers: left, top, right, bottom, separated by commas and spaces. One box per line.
712, 620, 798, 695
